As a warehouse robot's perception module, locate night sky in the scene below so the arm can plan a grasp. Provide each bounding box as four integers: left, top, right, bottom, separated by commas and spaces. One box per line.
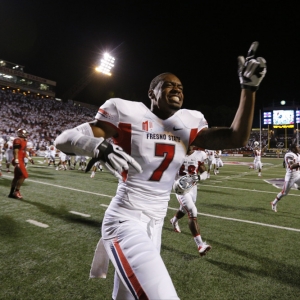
1, 0, 300, 127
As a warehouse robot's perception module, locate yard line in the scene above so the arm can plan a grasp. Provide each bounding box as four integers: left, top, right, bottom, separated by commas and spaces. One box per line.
200, 183, 300, 197
2, 175, 300, 233
167, 207, 300, 232
26, 219, 49, 228
69, 211, 91, 217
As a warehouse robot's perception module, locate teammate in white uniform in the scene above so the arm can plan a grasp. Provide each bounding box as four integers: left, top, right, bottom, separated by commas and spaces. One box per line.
4, 137, 14, 172
56, 151, 68, 170
215, 150, 223, 174
44, 143, 51, 164
206, 149, 216, 177
90, 161, 103, 178
0, 136, 5, 176
170, 147, 211, 256
48, 145, 57, 166
271, 144, 300, 212
54, 42, 266, 300
253, 141, 263, 176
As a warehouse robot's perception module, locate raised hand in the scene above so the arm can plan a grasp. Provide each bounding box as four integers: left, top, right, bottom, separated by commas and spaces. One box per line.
238, 41, 267, 91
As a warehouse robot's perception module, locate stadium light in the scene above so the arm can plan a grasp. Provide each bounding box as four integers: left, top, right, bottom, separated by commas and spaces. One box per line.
95, 53, 115, 76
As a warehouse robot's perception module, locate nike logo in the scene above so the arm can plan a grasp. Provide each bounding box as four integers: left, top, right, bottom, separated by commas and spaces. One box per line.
173, 127, 183, 131
119, 220, 126, 223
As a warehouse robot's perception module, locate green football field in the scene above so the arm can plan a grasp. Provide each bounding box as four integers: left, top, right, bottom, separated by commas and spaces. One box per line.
1, 156, 300, 300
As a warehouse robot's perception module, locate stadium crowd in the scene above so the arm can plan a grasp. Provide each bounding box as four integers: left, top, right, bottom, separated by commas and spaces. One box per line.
0, 89, 96, 151
1, 88, 269, 154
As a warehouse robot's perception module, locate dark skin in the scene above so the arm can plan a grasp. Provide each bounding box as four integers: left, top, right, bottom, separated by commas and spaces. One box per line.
89, 73, 256, 153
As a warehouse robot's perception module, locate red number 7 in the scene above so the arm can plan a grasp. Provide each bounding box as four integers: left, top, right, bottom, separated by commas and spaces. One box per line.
149, 144, 175, 181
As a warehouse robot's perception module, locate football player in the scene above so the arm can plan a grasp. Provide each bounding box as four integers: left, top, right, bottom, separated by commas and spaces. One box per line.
48, 144, 57, 167
56, 150, 68, 170
215, 150, 224, 174
8, 129, 34, 199
4, 137, 14, 172
0, 135, 5, 177
253, 141, 266, 176
170, 146, 211, 256
271, 143, 300, 212
90, 161, 103, 178
206, 149, 216, 177
55, 42, 266, 299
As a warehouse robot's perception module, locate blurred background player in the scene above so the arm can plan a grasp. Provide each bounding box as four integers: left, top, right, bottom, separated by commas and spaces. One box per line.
170, 146, 211, 256
206, 149, 216, 178
4, 136, 14, 172
271, 143, 300, 212
24, 141, 34, 168
56, 150, 68, 170
44, 142, 51, 164
253, 141, 266, 176
90, 161, 103, 178
0, 135, 4, 177
74, 155, 87, 171
215, 150, 223, 174
8, 128, 33, 199
48, 144, 57, 167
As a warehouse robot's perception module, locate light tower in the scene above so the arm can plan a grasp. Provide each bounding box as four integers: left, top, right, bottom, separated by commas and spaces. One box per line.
95, 53, 115, 76
62, 52, 115, 101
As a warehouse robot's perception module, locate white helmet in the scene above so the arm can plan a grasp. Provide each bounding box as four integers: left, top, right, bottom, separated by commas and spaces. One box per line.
254, 141, 259, 147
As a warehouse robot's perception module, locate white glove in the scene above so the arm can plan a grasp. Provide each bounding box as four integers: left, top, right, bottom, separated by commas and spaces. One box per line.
238, 41, 267, 91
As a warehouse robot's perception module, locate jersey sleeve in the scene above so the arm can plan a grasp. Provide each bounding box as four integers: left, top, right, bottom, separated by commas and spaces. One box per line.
95, 98, 120, 127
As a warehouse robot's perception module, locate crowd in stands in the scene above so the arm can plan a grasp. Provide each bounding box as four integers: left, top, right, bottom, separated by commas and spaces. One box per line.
0, 88, 292, 154
0, 89, 96, 151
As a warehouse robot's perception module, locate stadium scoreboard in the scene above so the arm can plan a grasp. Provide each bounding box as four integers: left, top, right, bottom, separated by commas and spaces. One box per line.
263, 109, 300, 128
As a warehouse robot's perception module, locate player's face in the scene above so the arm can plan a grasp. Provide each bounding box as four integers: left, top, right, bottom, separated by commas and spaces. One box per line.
150, 74, 184, 118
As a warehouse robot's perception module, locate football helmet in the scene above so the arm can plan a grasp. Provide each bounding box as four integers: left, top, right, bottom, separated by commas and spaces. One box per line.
254, 141, 259, 147
17, 128, 29, 138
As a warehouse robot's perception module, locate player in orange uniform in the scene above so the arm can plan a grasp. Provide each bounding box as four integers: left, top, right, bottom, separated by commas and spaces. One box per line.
8, 128, 34, 199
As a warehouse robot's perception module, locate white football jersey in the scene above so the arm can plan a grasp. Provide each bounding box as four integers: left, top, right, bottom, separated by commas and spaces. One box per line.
284, 151, 300, 174
253, 149, 262, 162
95, 98, 208, 218
178, 150, 206, 178
206, 149, 216, 164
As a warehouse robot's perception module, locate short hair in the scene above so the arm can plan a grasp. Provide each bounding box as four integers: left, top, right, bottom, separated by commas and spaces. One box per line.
149, 72, 174, 90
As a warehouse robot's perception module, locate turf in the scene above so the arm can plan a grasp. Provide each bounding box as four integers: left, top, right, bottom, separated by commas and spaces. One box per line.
1, 156, 299, 300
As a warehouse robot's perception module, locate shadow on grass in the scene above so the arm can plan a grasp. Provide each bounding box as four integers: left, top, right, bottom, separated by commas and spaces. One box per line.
21, 199, 102, 229
161, 244, 199, 261
0, 215, 22, 237
206, 240, 300, 289
199, 189, 232, 196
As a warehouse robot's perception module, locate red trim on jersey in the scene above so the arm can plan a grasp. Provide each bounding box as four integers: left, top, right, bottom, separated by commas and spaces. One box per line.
189, 128, 198, 146
114, 123, 132, 155
113, 240, 148, 300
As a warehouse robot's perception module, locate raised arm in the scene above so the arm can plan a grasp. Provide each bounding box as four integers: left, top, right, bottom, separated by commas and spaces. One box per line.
192, 42, 266, 150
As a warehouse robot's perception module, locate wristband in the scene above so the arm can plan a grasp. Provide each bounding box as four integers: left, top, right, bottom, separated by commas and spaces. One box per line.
15, 159, 19, 164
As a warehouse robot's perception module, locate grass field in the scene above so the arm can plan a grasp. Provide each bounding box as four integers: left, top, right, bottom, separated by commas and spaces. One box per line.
1, 156, 300, 300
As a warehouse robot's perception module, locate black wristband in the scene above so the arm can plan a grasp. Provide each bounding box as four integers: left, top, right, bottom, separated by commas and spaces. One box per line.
98, 140, 113, 162
241, 85, 258, 91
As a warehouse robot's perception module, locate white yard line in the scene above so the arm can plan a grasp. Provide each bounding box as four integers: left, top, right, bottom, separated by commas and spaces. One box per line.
2, 174, 300, 233
69, 211, 91, 217
26, 219, 49, 228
